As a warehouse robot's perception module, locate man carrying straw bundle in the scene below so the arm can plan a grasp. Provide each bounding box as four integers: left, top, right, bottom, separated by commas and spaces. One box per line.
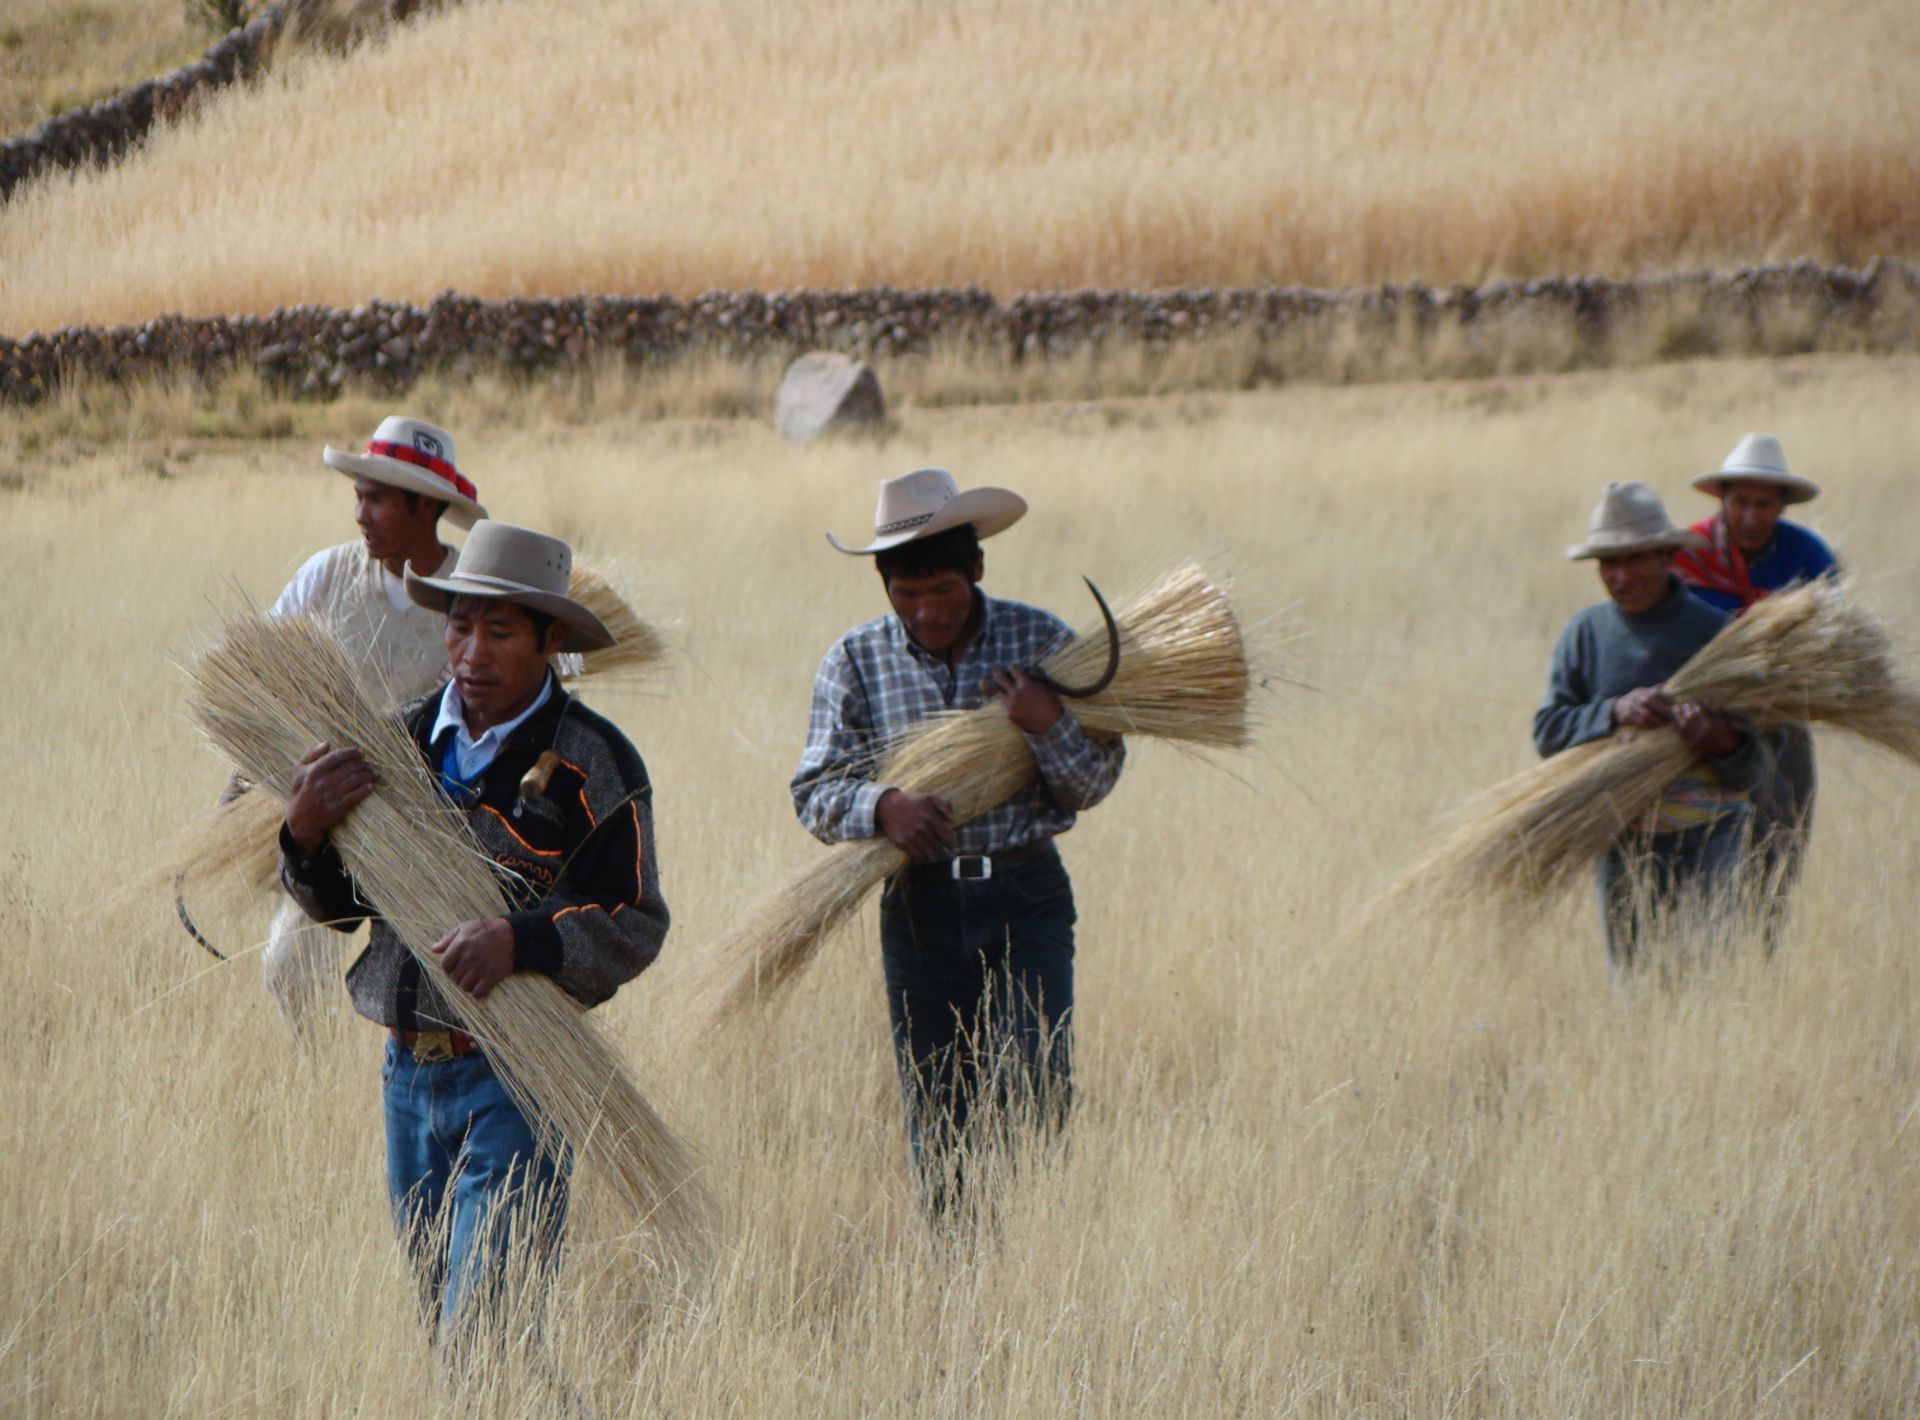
277, 520, 668, 1334
1536, 482, 1768, 976
256, 416, 489, 1030
1674, 433, 1840, 905
793, 468, 1125, 1205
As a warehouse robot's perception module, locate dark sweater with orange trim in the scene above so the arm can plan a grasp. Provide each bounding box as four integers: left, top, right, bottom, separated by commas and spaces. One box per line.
279, 680, 668, 1032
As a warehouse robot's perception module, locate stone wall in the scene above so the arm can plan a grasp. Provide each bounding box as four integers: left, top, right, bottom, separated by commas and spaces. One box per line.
0, 6, 292, 205
3, 262, 1914, 406
0, 0, 439, 204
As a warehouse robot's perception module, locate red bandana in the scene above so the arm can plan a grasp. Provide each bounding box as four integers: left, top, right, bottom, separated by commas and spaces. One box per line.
1671, 513, 1762, 612
366, 439, 477, 501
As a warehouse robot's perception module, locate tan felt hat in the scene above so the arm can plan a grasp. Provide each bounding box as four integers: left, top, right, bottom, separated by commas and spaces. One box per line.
1566, 481, 1710, 560
405, 520, 613, 651
323, 415, 488, 528
1691, 432, 1820, 504
826, 467, 1027, 555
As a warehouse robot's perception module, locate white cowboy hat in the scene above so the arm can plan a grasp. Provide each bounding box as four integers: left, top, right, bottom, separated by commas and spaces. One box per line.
1691, 433, 1820, 504
405, 521, 614, 651
825, 467, 1027, 555
1566, 481, 1710, 560
322, 415, 489, 528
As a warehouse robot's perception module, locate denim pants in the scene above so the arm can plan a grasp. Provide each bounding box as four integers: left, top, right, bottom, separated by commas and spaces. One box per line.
381, 1038, 570, 1335
1594, 815, 1748, 977
878, 846, 1077, 1200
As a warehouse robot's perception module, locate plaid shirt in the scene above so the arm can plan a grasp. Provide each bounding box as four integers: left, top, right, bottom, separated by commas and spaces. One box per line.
792, 592, 1125, 854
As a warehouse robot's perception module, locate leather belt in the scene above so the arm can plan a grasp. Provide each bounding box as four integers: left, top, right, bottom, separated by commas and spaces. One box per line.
392, 1026, 480, 1062
903, 837, 1055, 886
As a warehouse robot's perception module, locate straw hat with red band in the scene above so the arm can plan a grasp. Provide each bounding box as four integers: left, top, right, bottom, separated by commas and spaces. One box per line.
322, 415, 488, 528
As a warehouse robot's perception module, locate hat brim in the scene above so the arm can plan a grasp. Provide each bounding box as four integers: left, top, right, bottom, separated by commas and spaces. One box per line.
1566, 528, 1710, 560
825, 487, 1027, 555
1690, 470, 1821, 504
324, 446, 489, 528
404, 570, 614, 652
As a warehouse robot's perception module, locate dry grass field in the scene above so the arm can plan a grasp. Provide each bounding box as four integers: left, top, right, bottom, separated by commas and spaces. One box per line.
4, 0, 1919, 333
4, 353, 1920, 1415
0, 0, 211, 133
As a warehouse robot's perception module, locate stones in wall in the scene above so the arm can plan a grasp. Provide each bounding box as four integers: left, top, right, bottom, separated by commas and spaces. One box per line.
1, 263, 1913, 406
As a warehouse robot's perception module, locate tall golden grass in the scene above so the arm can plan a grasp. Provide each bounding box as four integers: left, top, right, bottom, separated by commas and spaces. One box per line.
188, 611, 713, 1275
6, 353, 1920, 1412
4, 0, 1919, 331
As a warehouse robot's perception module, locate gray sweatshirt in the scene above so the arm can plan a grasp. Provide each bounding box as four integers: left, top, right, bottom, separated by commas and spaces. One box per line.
1533, 577, 1763, 798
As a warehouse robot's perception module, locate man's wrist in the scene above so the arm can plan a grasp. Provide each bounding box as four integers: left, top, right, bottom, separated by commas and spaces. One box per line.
281, 820, 326, 857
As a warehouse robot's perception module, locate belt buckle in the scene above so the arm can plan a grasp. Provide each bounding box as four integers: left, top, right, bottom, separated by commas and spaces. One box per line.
412, 1030, 457, 1063
950, 854, 992, 882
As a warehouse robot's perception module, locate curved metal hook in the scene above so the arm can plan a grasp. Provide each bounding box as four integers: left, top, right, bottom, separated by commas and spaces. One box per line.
1029, 577, 1122, 699
173, 872, 227, 962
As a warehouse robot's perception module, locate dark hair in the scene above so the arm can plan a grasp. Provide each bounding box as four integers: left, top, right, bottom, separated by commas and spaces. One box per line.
401, 492, 449, 522
446, 593, 560, 646
873, 523, 981, 586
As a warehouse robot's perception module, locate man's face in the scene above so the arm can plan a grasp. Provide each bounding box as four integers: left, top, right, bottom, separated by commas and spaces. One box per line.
885, 560, 981, 658
1722, 482, 1787, 557
353, 477, 436, 563
1597, 549, 1676, 614
445, 599, 566, 729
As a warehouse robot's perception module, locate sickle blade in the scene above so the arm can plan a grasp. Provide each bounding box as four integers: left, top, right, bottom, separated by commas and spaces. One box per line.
1033, 577, 1121, 699
173, 873, 228, 962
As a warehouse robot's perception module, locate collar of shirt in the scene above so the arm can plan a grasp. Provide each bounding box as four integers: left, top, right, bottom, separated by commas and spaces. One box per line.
431, 670, 555, 784
892, 592, 997, 703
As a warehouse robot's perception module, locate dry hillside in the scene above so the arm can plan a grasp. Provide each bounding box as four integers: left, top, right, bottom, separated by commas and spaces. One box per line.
3, 0, 1917, 333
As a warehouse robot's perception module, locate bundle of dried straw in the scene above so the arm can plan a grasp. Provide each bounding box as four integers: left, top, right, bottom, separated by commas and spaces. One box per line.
569, 557, 671, 683
689, 561, 1252, 1028
1386, 579, 1920, 905
187, 611, 711, 1272
155, 560, 668, 910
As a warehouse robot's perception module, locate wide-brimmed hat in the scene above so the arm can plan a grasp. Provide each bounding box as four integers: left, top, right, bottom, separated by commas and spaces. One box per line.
323, 415, 488, 528
1566, 481, 1709, 560
826, 467, 1026, 555
405, 521, 614, 651
1691, 432, 1820, 504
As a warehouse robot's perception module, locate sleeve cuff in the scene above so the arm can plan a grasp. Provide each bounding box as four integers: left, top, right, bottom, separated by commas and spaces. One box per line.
278, 821, 342, 882
847, 781, 890, 839
1572, 701, 1617, 747
508, 910, 564, 977
1026, 705, 1083, 753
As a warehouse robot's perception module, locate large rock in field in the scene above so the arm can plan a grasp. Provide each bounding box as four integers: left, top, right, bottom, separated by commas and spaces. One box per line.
773, 352, 886, 443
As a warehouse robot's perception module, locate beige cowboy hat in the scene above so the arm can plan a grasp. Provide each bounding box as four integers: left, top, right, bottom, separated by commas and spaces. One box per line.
1566, 481, 1709, 560
323, 415, 489, 528
826, 467, 1027, 555
1691, 432, 1820, 504
405, 520, 614, 651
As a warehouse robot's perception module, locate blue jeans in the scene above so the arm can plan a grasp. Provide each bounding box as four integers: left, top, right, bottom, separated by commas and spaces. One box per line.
878, 846, 1076, 1204
381, 1038, 569, 1335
